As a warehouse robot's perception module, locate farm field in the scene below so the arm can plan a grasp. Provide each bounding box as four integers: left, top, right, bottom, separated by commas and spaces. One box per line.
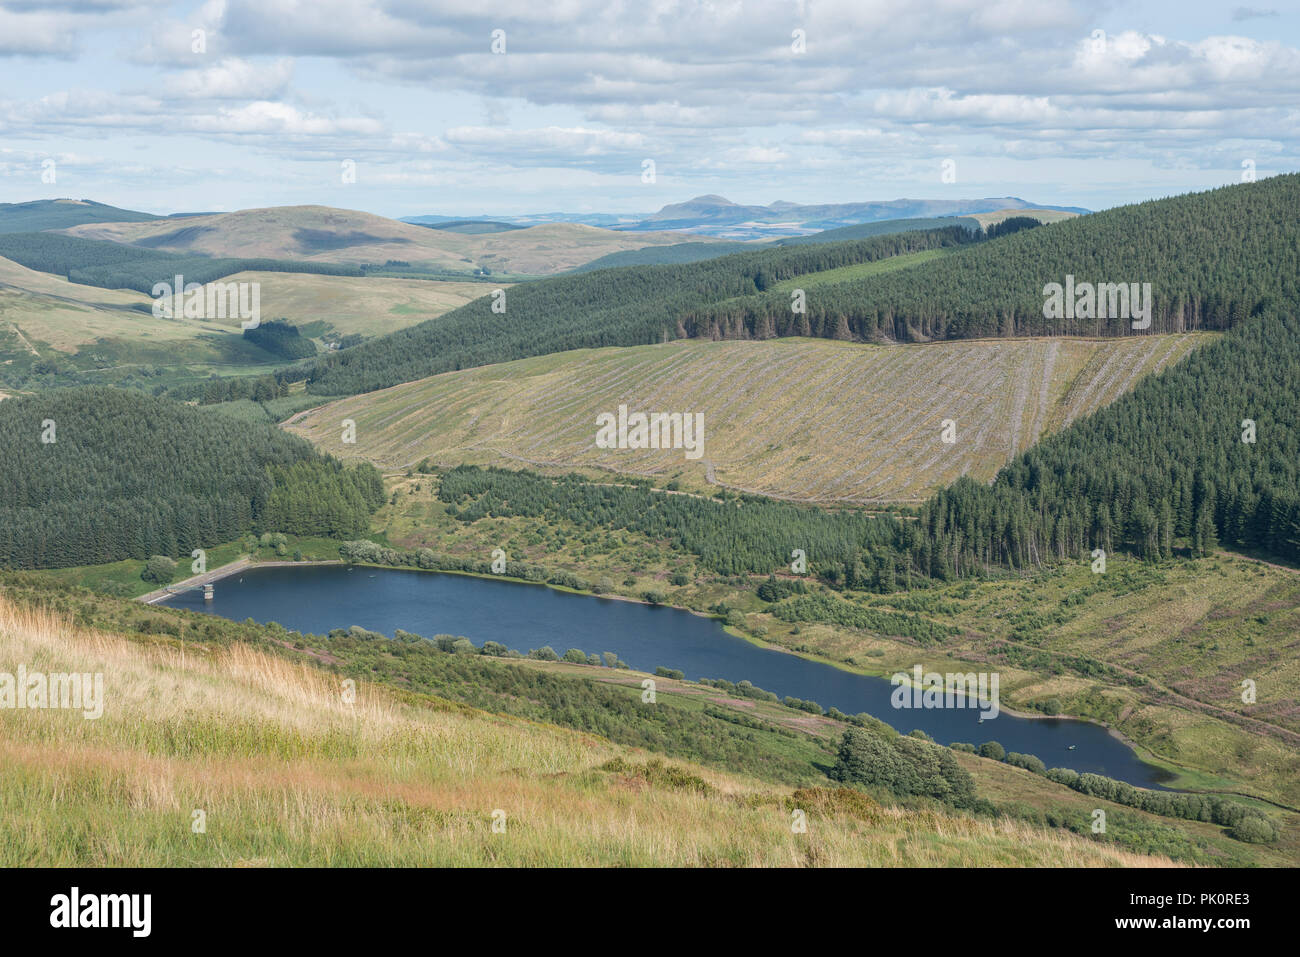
288, 334, 1211, 503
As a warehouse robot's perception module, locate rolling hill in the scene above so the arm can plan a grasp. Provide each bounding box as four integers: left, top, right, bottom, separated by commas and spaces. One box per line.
0, 254, 208, 363
628, 194, 1088, 237
303, 174, 1298, 397
0, 254, 492, 379
0, 198, 160, 233
286, 335, 1207, 503
61, 205, 722, 277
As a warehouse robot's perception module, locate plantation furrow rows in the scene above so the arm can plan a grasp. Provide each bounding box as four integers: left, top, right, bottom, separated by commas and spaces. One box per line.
1059, 345, 1127, 427
294, 335, 1210, 502
1005, 342, 1039, 459
1066, 342, 1151, 425
1026, 339, 1059, 443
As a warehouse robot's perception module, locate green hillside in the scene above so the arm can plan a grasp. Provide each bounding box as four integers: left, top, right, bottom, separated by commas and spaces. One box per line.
0, 232, 363, 293
0, 198, 160, 233
908, 306, 1300, 573
304, 224, 978, 394
305, 175, 1298, 398
0, 387, 383, 569
682, 176, 1299, 341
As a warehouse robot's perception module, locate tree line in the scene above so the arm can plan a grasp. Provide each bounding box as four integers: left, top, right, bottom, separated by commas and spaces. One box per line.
436, 465, 898, 577
680, 176, 1299, 342
903, 307, 1300, 578
304, 225, 980, 394
303, 175, 1298, 397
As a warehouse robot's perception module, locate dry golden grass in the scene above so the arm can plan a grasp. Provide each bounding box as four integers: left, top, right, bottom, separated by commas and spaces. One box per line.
289, 335, 1209, 503
0, 255, 200, 354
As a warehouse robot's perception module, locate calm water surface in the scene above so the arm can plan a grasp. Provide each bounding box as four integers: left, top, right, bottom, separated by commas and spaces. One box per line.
163, 564, 1174, 788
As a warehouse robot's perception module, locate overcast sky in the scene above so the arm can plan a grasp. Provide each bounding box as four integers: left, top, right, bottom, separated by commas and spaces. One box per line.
1, 1, 1296, 218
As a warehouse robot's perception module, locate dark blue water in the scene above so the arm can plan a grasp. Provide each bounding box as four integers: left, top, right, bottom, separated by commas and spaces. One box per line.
164, 564, 1173, 788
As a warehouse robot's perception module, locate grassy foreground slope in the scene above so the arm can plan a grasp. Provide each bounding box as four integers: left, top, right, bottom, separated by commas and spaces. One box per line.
289, 335, 1206, 502
0, 595, 1174, 866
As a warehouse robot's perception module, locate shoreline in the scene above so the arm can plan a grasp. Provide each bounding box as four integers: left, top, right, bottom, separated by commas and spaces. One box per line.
137, 554, 1297, 802
137, 558, 343, 604
141, 554, 1286, 798
146, 555, 1191, 789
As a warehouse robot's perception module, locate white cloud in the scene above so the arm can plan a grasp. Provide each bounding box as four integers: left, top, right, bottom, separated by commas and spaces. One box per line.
2, 0, 1299, 211
0, 9, 80, 57
163, 58, 294, 100
444, 125, 647, 154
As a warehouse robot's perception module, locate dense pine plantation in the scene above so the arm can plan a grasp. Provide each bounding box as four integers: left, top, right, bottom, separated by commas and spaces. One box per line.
682, 175, 1300, 341
304, 175, 1297, 397
304, 225, 978, 394
0, 388, 384, 569
437, 465, 898, 577
438, 291, 1300, 580
907, 308, 1300, 576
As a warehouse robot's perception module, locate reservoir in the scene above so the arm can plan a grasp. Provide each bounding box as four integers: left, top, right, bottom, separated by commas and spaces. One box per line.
163, 564, 1174, 788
